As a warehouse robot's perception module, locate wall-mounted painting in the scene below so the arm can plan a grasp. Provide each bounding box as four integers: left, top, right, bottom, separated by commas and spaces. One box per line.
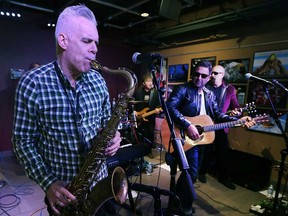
191, 57, 216, 76
246, 79, 288, 110
232, 83, 248, 106
252, 49, 288, 77
168, 63, 189, 83
218, 58, 250, 83
248, 109, 288, 135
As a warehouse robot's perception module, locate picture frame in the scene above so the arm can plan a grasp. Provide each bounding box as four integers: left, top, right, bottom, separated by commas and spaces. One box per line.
218, 58, 250, 83
166, 84, 177, 99
247, 109, 288, 135
191, 56, 216, 76
232, 83, 248, 106
246, 79, 288, 110
168, 63, 189, 83
252, 49, 288, 77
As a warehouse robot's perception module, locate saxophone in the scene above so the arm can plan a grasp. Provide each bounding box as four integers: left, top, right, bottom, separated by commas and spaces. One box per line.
61, 60, 138, 215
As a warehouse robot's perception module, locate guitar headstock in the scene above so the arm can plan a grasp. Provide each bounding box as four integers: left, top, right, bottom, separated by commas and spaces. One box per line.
253, 114, 269, 124
242, 102, 257, 114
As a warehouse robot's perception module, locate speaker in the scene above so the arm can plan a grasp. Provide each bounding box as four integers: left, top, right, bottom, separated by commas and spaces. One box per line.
226, 149, 272, 191
159, 0, 181, 21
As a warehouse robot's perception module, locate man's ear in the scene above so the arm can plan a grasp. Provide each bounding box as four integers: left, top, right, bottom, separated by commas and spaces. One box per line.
57, 33, 68, 50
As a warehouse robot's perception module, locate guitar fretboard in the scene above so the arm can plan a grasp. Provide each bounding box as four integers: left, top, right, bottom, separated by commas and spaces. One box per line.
203, 120, 246, 132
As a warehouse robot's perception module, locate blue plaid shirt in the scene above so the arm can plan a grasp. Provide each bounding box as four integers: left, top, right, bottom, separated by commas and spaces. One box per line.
12, 61, 111, 192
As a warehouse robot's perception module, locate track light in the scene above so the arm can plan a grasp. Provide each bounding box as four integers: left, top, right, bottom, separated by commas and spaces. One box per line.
0, 9, 21, 18
47, 22, 55, 28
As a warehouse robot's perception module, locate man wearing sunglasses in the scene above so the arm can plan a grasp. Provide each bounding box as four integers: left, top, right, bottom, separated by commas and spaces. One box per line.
198, 65, 241, 190
166, 61, 253, 215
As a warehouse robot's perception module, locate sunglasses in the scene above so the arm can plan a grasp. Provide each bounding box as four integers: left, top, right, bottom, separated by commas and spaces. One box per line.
194, 72, 210, 79
211, 71, 223, 75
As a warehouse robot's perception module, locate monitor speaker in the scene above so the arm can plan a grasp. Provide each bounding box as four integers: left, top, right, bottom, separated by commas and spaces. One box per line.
159, 0, 181, 21
226, 149, 272, 191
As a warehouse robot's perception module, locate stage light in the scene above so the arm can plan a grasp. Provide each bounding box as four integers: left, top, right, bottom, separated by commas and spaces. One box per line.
0, 9, 21, 18
141, 12, 149, 17
47, 22, 56, 28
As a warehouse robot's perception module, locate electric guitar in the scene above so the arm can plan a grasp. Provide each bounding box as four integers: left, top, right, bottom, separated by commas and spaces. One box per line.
226, 102, 256, 116
135, 107, 163, 122
161, 114, 268, 152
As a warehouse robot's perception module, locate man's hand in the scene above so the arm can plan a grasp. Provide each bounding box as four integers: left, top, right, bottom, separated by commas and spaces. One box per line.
240, 116, 256, 128
105, 130, 122, 156
186, 124, 200, 140
229, 108, 242, 117
46, 180, 77, 215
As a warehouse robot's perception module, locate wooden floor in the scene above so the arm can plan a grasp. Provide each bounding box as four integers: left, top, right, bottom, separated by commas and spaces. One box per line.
0, 148, 272, 216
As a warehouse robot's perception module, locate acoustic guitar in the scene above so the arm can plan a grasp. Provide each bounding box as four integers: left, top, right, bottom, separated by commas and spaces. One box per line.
161, 114, 268, 152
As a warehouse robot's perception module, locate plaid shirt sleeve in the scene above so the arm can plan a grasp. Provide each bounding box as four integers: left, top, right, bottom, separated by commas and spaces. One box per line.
12, 64, 59, 191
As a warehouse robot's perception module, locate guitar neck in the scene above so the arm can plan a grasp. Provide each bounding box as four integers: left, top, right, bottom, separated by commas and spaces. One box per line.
142, 110, 157, 118
203, 119, 245, 132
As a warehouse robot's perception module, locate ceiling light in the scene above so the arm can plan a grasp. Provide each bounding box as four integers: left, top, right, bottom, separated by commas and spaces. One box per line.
0, 9, 21, 18
47, 21, 56, 28
141, 12, 149, 17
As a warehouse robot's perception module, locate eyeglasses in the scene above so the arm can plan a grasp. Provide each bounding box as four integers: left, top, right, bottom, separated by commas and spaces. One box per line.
194, 72, 210, 79
211, 71, 223, 75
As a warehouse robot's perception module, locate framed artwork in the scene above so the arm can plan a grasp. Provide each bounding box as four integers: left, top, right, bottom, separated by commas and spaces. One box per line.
252, 49, 288, 77
232, 83, 248, 106
246, 79, 288, 110
218, 58, 250, 83
168, 63, 189, 83
248, 109, 288, 135
191, 56, 216, 75
166, 84, 176, 99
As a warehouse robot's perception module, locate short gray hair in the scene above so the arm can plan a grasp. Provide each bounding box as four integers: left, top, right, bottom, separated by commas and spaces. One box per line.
55, 4, 97, 39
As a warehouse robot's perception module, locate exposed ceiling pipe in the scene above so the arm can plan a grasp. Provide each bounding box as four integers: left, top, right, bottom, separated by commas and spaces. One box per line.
104, 15, 158, 29
105, 0, 151, 21
151, 1, 285, 39
7, 0, 54, 13
90, 0, 141, 16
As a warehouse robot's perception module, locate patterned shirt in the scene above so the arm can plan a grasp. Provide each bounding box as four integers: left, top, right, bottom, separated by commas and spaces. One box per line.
12, 61, 111, 192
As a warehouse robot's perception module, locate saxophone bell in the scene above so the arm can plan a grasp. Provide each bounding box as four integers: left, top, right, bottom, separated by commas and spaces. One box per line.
87, 166, 128, 214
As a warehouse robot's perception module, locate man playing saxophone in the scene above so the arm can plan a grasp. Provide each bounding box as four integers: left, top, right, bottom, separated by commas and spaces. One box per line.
12, 5, 121, 216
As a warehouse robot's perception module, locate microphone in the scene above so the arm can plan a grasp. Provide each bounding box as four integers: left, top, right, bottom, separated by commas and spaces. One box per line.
132, 52, 162, 64
272, 79, 288, 93
245, 73, 274, 86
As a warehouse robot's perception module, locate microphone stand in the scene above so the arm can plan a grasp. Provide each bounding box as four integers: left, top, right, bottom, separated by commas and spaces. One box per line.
261, 83, 288, 215
148, 62, 196, 215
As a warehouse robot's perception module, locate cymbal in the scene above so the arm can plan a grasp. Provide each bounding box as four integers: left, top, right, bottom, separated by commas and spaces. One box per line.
128, 100, 148, 104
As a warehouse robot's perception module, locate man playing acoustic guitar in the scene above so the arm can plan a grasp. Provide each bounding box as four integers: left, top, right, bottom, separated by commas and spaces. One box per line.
166, 60, 255, 216
198, 64, 241, 190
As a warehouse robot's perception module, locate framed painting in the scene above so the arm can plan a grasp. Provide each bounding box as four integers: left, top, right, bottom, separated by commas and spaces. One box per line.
252, 49, 288, 77
191, 56, 216, 75
246, 79, 288, 110
232, 83, 248, 106
218, 58, 250, 83
168, 63, 189, 83
166, 84, 177, 99
248, 109, 288, 135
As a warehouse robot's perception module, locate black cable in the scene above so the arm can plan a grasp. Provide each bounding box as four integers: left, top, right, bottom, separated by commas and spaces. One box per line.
0, 194, 21, 216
